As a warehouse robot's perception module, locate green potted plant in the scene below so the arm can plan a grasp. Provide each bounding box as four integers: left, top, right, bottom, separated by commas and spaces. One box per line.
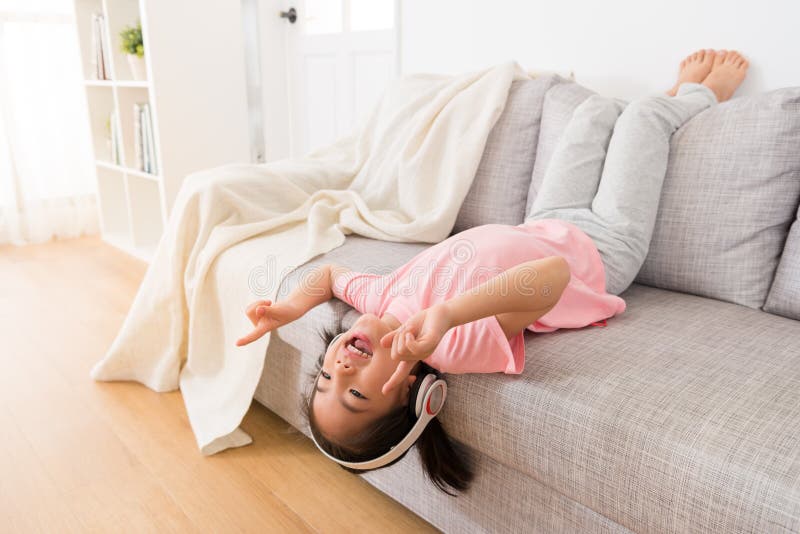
119, 21, 145, 81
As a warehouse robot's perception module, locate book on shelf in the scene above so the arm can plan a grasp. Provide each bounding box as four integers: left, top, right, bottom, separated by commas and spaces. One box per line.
144, 103, 157, 174
91, 12, 111, 80
142, 104, 150, 173
133, 102, 158, 174
150, 105, 159, 174
91, 13, 100, 79
133, 103, 144, 171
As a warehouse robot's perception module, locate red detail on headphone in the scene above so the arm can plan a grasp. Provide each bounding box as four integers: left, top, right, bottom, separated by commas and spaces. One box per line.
426, 396, 435, 415
591, 319, 607, 327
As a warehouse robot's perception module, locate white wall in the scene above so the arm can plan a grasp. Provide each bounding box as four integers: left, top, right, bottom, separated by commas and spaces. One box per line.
400, 0, 800, 100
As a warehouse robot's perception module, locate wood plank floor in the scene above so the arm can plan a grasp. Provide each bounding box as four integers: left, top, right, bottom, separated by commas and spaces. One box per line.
0, 237, 437, 533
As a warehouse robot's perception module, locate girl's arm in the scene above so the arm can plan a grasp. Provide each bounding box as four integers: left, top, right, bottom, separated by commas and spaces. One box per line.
443, 255, 570, 329
282, 263, 351, 317
380, 256, 570, 393
236, 263, 350, 346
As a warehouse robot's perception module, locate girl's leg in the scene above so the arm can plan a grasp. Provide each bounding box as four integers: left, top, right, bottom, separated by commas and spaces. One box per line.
529, 95, 626, 215
589, 82, 718, 293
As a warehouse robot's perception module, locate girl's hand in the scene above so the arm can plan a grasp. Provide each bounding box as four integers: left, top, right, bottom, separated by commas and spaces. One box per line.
379, 303, 452, 395
236, 300, 302, 346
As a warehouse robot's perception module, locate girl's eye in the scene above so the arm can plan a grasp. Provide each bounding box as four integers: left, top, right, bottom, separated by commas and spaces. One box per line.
321, 371, 331, 379
350, 389, 365, 399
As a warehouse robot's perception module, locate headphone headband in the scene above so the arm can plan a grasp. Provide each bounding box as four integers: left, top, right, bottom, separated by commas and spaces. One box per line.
310, 332, 447, 470
312, 377, 447, 470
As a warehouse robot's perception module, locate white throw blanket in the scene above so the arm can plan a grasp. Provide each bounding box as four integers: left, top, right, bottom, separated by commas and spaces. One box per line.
91, 61, 531, 455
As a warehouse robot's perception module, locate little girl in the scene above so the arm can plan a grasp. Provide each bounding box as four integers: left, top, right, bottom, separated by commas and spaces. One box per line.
237, 49, 748, 495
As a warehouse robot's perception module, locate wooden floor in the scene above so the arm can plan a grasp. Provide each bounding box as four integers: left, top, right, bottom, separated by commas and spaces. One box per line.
0, 237, 437, 533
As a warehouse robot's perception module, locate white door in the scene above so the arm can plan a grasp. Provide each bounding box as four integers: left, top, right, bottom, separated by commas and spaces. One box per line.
281, 0, 398, 157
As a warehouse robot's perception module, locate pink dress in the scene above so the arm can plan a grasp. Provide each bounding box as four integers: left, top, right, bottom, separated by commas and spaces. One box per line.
331, 219, 627, 375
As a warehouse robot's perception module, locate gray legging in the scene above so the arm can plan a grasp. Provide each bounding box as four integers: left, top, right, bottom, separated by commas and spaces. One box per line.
527, 82, 718, 295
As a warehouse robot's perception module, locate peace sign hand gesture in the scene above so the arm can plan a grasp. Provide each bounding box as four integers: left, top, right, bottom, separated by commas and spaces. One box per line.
379, 303, 452, 395
236, 299, 302, 347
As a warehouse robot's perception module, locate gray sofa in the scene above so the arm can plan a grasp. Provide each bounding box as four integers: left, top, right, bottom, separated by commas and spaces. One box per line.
252, 74, 800, 533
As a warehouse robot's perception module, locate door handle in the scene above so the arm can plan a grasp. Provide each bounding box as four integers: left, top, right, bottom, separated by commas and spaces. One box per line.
280, 7, 297, 24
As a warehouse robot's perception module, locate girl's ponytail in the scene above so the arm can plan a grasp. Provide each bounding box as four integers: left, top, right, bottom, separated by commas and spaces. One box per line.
416, 416, 475, 496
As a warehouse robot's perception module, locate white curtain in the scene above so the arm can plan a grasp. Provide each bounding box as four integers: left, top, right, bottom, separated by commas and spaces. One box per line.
0, 1, 97, 245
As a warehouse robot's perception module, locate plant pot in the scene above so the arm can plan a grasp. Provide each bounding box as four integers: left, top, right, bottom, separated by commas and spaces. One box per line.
127, 54, 146, 81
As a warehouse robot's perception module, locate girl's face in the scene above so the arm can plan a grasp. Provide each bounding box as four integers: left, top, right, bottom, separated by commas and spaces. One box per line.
312, 313, 417, 442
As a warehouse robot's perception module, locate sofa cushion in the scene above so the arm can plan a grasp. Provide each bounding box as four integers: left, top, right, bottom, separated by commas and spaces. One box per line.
527, 81, 800, 309
525, 78, 595, 217
345, 281, 800, 533
634, 87, 800, 308
764, 206, 800, 320
452, 74, 561, 234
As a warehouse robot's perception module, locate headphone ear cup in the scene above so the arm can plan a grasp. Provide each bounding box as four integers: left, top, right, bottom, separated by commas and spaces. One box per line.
410, 374, 437, 418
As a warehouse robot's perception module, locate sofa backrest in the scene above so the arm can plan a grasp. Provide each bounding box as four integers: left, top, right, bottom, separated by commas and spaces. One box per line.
764, 205, 800, 320
521, 81, 800, 310
634, 87, 800, 308
452, 74, 560, 233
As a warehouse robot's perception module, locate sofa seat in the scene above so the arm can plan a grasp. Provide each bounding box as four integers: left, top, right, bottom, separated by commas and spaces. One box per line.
254, 234, 800, 532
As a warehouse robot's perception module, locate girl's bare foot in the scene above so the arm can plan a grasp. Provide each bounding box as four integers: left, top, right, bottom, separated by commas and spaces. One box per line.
701, 50, 749, 102
666, 49, 715, 96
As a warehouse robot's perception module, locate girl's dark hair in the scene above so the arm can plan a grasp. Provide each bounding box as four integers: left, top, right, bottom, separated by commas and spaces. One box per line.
299, 328, 475, 496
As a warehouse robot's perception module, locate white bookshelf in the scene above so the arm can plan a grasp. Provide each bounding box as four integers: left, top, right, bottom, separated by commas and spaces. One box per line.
73, 0, 250, 261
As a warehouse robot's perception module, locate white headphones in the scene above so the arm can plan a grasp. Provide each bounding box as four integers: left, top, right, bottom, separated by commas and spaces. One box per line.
310, 332, 448, 470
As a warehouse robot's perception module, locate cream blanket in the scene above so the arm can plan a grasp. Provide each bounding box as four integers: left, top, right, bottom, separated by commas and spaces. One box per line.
91, 62, 530, 455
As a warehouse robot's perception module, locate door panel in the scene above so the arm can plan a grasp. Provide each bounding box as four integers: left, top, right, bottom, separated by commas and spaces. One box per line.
304, 54, 338, 150
284, 0, 398, 156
